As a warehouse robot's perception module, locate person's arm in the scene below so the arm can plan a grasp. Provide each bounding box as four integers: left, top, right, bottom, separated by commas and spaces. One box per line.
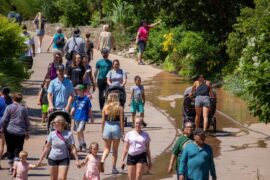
135, 31, 140, 43
121, 139, 130, 168
89, 69, 96, 92
142, 87, 145, 105
190, 81, 197, 96
12, 162, 17, 178
71, 144, 80, 168
179, 146, 189, 180
36, 141, 51, 166
119, 107, 124, 135
168, 154, 177, 173
106, 71, 112, 86
70, 107, 75, 117
31, 38, 35, 57
65, 93, 73, 113
146, 140, 152, 169
24, 108, 30, 140
47, 82, 54, 112
121, 70, 127, 86
32, 14, 38, 23
101, 108, 105, 133
97, 34, 101, 50
111, 34, 116, 51
128, 88, 134, 106
207, 81, 214, 98
47, 37, 54, 52
37, 88, 43, 105
89, 108, 94, 123
80, 154, 89, 167
148, 20, 162, 28
168, 138, 181, 173
209, 147, 217, 180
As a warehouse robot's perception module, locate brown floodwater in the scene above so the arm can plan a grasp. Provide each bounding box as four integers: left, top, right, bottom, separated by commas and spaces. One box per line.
107, 71, 261, 180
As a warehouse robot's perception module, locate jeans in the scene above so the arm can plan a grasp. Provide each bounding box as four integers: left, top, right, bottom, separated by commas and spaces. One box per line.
97, 79, 108, 110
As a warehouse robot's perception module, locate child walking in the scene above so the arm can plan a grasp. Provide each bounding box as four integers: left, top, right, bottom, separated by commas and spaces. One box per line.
12, 151, 37, 180
85, 32, 94, 62
37, 78, 50, 126
71, 84, 94, 152
81, 142, 102, 180
129, 76, 146, 127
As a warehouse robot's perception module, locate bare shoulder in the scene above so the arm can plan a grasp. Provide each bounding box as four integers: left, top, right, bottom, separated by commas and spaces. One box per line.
205, 80, 211, 86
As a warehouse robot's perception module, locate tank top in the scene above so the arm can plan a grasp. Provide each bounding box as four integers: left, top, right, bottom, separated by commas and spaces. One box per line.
104, 114, 120, 122
196, 82, 210, 96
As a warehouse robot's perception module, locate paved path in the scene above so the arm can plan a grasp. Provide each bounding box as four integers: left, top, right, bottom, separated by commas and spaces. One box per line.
0, 34, 176, 179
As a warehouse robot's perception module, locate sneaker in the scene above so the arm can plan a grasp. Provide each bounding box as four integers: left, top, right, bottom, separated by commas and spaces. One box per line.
37, 47, 41, 53
112, 167, 119, 174
82, 143, 87, 152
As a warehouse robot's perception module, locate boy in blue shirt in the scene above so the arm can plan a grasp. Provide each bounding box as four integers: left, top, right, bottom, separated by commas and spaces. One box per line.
71, 84, 94, 152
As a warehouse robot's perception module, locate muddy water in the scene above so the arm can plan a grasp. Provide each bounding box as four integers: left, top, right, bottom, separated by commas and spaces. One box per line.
109, 71, 260, 180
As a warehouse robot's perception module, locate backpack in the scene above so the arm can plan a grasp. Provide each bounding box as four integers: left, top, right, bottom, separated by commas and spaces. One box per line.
7, 12, 22, 24
55, 36, 65, 47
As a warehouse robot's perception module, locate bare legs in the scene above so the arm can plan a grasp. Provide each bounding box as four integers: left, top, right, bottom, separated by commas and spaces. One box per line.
0, 133, 5, 168
101, 139, 120, 169
195, 106, 209, 131
128, 163, 145, 180
38, 35, 44, 53
137, 52, 143, 64
50, 166, 69, 180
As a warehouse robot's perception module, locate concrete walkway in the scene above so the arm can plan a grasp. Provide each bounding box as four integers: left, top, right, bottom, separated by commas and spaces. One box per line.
0, 34, 176, 179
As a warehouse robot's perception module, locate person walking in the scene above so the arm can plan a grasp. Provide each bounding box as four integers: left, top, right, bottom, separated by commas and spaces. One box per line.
44, 52, 63, 81
100, 93, 124, 174
80, 142, 101, 180
97, 25, 115, 52
70, 84, 94, 152
47, 64, 74, 112
1, 87, 12, 105
168, 122, 194, 179
7, 5, 22, 25
135, 20, 161, 65
106, 59, 127, 87
0, 94, 6, 169
33, 12, 46, 53
66, 54, 87, 87
36, 115, 80, 180
128, 76, 146, 127
37, 79, 50, 126
191, 75, 214, 131
64, 28, 86, 67
47, 27, 66, 55
121, 117, 152, 180
179, 128, 217, 180
82, 56, 95, 98
85, 32, 94, 62
20, 25, 35, 70
2, 93, 30, 174
94, 48, 112, 110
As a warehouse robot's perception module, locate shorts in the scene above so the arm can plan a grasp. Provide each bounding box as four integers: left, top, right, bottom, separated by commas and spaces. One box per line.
130, 99, 144, 113
127, 152, 147, 165
137, 40, 146, 53
73, 120, 86, 132
48, 158, 70, 166
195, 96, 210, 107
36, 29, 45, 36
41, 104, 49, 113
103, 121, 121, 140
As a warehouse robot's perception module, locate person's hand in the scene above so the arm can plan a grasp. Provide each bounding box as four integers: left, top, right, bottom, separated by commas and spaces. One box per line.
25, 132, 30, 140
36, 159, 42, 167
90, 118, 94, 123
168, 165, 173, 174
47, 48, 50, 53
76, 160, 81, 168
121, 161, 125, 170
65, 106, 70, 113
179, 175, 184, 180
147, 161, 152, 170
48, 105, 54, 112
37, 101, 41, 106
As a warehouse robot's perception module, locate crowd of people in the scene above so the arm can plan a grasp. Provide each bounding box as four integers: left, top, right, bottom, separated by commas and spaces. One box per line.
1, 9, 218, 179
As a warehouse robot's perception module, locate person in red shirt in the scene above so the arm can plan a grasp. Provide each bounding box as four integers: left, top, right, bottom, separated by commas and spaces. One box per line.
135, 20, 161, 65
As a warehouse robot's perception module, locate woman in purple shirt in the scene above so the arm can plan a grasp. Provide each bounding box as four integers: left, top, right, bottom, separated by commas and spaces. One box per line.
121, 117, 152, 180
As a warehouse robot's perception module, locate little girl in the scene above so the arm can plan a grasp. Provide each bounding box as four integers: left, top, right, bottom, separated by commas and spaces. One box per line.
81, 142, 101, 180
12, 151, 37, 180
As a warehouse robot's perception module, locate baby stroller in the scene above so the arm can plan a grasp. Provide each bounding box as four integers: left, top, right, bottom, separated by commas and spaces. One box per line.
105, 86, 128, 126
182, 87, 217, 132
47, 109, 72, 133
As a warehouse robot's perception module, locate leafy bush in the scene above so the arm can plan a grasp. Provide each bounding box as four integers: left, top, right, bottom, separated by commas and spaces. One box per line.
0, 15, 28, 91
225, 0, 270, 123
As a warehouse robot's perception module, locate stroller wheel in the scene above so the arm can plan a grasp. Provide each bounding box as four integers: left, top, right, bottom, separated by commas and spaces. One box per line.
213, 117, 217, 132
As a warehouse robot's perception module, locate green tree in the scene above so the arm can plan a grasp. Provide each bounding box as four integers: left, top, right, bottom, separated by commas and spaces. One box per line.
0, 15, 28, 91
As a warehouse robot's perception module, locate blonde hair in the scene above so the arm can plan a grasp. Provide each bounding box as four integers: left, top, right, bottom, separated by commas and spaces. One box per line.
105, 93, 121, 120
54, 115, 67, 129
89, 142, 99, 154
37, 12, 42, 29
19, 150, 28, 159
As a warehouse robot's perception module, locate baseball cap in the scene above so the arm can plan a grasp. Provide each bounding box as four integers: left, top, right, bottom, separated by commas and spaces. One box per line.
193, 128, 206, 137
75, 84, 85, 90
56, 64, 65, 71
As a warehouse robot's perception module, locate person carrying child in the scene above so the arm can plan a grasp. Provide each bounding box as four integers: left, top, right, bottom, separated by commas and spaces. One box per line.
128, 76, 146, 127
71, 84, 94, 152
80, 142, 102, 180
12, 150, 37, 180
38, 78, 50, 126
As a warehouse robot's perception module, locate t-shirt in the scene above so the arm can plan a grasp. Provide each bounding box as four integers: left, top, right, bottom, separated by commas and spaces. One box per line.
53, 33, 65, 49
106, 69, 127, 87
125, 130, 150, 156
131, 85, 144, 100
73, 96, 92, 121
98, 31, 113, 51
67, 65, 85, 86
47, 77, 74, 108
138, 26, 151, 42
22, 32, 34, 57
34, 18, 46, 30
47, 130, 75, 160
0, 97, 7, 127
64, 37, 86, 57
95, 59, 112, 79
179, 143, 217, 180
13, 161, 33, 180
41, 87, 48, 104
172, 135, 193, 170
